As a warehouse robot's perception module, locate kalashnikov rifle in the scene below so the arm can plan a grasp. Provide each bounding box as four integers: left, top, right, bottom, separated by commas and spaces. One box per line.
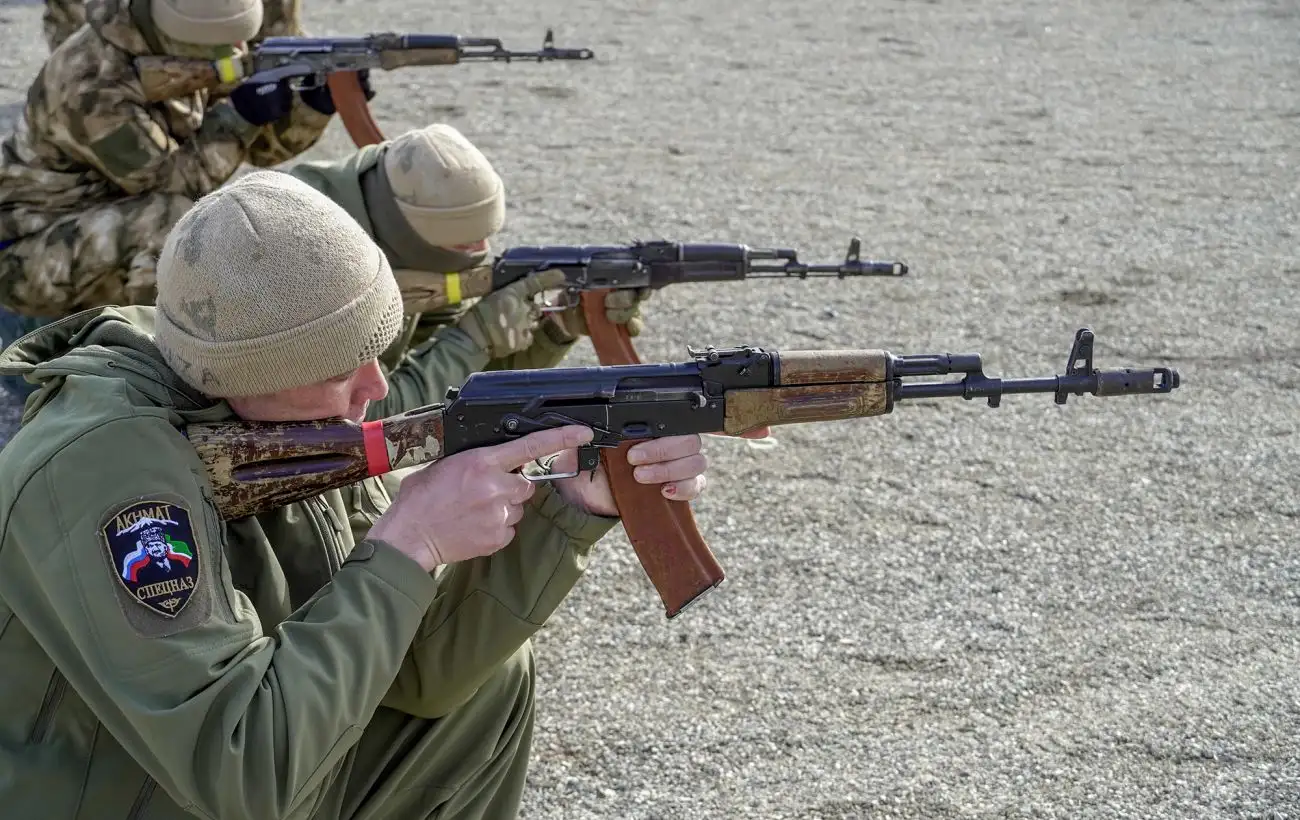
187, 329, 1181, 618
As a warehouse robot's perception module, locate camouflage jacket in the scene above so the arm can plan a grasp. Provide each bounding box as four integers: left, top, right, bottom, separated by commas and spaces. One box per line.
0, 306, 615, 819
0, 0, 330, 243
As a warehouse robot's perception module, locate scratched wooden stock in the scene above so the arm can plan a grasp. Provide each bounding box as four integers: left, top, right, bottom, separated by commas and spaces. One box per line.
191, 407, 445, 520
393, 265, 495, 314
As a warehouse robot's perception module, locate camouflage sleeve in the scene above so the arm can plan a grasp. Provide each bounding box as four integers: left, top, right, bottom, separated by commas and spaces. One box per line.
365, 326, 490, 420
69, 88, 262, 199
379, 483, 617, 718
240, 0, 332, 166
244, 97, 332, 168
0, 415, 439, 819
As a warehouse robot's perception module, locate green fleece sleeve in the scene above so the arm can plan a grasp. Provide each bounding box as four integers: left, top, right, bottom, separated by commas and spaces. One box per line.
366, 326, 491, 420
380, 482, 617, 719
281, 155, 352, 203
0, 415, 438, 820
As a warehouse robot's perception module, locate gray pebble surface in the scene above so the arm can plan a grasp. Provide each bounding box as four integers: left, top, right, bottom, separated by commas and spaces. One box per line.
0, 0, 1296, 817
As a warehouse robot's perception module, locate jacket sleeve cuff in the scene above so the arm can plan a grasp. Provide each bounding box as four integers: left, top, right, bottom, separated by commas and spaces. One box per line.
203, 101, 264, 145
342, 538, 440, 607
526, 482, 619, 550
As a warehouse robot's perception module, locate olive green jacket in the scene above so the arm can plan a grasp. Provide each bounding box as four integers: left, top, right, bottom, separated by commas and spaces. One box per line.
282, 145, 578, 381
0, 307, 617, 819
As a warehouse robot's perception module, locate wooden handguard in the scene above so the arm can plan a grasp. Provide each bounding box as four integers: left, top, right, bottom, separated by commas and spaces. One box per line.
328, 72, 385, 146
580, 290, 725, 618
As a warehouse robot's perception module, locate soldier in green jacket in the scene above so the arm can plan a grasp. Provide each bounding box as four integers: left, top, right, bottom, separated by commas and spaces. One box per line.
0, 170, 711, 819
283, 122, 651, 392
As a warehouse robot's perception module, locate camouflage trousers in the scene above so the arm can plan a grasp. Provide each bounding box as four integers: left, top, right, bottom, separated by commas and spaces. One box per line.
43, 0, 86, 51
0, 192, 193, 319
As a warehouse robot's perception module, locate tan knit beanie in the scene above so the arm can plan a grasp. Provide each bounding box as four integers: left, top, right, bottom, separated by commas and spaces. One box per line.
151, 0, 263, 46
381, 124, 506, 248
154, 170, 403, 397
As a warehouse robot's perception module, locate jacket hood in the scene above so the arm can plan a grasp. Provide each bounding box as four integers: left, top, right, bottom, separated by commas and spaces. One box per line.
0, 306, 223, 424
86, 0, 166, 57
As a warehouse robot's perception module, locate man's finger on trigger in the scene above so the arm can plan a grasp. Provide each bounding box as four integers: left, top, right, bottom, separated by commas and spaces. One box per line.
488, 424, 594, 471
625, 433, 701, 466
524, 268, 569, 295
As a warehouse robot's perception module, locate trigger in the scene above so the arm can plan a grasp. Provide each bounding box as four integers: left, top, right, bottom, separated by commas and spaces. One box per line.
576, 444, 601, 472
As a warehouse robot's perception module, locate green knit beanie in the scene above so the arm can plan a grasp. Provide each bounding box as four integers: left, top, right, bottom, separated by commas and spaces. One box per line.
154, 170, 403, 397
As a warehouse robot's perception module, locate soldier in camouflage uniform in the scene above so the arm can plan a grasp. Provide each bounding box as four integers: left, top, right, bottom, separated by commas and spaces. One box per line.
283, 122, 651, 395
0, 0, 334, 321
0, 0, 337, 399
42, 0, 88, 51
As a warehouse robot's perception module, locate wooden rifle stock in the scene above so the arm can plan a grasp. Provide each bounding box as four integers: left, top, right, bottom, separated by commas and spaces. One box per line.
136, 54, 244, 101
580, 291, 724, 618
189, 408, 446, 521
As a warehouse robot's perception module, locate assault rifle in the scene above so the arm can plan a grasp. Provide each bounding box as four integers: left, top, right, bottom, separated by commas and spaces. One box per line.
134, 29, 595, 103
404, 237, 907, 358
187, 328, 1180, 619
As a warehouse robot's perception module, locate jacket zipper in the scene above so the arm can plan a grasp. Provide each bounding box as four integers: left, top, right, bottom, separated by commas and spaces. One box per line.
27, 670, 68, 743
310, 497, 343, 575
125, 778, 157, 820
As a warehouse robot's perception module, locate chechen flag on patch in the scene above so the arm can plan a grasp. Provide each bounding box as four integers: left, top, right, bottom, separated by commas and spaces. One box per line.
100, 498, 201, 618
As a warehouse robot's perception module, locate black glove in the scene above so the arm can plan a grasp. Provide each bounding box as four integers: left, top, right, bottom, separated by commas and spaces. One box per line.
298, 69, 376, 116
229, 78, 294, 126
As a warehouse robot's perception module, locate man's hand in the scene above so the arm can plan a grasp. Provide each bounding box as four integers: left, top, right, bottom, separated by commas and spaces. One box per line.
548, 287, 653, 340
298, 69, 378, 116
457, 270, 567, 359
229, 78, 293, 126
551, 434, 707, 517
368, 425, 594, 571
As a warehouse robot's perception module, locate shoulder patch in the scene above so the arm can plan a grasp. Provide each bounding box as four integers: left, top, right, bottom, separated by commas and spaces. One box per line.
88, 121, 167, 180
99, 497, 201, 619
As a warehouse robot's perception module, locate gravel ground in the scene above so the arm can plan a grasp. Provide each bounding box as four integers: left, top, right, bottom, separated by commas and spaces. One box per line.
2, 0, 1298, 817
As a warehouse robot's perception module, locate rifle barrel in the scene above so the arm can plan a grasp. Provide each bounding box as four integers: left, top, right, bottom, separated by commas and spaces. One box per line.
894, 369, 1178, 404
746, 260, 908, 277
